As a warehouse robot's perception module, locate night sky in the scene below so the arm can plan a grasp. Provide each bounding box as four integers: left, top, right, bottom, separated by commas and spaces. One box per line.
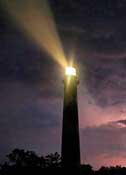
0, 0, 126, 169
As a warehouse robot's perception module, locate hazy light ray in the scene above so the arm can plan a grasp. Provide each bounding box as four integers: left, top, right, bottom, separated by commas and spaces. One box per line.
2, 0, 67, 68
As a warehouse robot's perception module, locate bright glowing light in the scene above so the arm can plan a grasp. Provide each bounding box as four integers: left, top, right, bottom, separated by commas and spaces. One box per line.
65, 67, 76, 76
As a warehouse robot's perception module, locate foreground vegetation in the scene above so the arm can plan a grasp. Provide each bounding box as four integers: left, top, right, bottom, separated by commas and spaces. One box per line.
0, 149, 126, 175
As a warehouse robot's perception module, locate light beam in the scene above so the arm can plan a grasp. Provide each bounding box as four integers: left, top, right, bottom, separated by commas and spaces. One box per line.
1, 0, 67, 68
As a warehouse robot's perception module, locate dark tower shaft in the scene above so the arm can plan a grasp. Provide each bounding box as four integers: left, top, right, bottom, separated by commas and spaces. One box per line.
61, 75, 80, 169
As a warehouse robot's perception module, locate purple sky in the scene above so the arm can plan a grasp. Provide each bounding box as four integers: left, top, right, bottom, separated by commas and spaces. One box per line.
0, 0, 126, 169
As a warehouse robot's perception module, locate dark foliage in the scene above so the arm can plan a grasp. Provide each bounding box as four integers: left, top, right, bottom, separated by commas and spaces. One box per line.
95, 165, 126, 175
0, 148, 126, 175
0, 148, 61, 175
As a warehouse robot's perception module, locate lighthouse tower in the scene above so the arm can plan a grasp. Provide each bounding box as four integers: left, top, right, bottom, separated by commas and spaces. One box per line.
61, 66, 80, 172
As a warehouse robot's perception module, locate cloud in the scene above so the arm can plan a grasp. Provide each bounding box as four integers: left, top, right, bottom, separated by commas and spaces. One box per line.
0, 80, 62, 129
59, 25, 86, 35
0, 126, 61, 163
80, 119, 126, 169
83, 57, 126, 108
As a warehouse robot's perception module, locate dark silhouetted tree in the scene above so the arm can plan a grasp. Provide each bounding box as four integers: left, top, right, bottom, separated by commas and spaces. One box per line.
0, 148, 61, 175
7, 148, 40, 168
45, 152, 61, 168
80, 164, 93, 175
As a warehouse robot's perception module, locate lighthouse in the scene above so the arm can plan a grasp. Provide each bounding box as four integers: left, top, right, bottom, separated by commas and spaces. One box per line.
61, 66, 80, 172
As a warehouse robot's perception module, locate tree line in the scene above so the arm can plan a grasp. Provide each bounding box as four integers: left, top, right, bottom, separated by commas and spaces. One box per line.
0, 148, 126, 175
